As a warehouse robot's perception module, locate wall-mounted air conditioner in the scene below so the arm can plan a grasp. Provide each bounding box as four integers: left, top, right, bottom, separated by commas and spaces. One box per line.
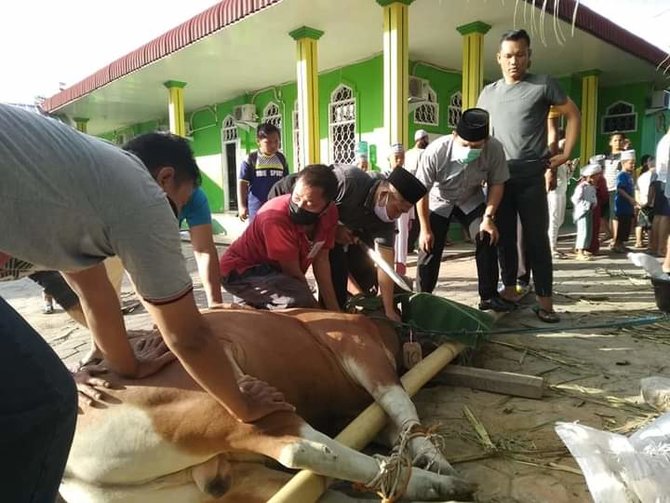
650, 90, 670, 110
233, 104, 257, 122
409, 76, 429, 102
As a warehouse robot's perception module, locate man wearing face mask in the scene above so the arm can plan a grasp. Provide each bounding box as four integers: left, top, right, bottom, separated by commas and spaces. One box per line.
219, 164, 340, 311
415, 108, 513, 312
268, 164, 427, 322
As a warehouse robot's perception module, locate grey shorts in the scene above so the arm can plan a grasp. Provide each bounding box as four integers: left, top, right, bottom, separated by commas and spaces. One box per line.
221, 264, 318, 310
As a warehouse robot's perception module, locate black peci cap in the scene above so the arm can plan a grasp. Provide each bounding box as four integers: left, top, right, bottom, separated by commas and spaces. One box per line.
387, 168, 427, 205
456, 108, 490, 142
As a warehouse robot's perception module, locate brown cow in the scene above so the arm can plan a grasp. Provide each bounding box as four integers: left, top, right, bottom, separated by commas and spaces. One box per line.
61, 308, 475, 502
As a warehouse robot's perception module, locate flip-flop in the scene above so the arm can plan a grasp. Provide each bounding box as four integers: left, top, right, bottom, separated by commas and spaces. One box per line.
532, 305, 560, 323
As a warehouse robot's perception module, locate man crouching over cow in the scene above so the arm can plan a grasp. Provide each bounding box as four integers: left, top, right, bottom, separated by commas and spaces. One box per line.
219, 164, 341, 311
0, 104, 292, 502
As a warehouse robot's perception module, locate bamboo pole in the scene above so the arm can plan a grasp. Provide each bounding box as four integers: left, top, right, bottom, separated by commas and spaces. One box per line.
268, 341, 465, 503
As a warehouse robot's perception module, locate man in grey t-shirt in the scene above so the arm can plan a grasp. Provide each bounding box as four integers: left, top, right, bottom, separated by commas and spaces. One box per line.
0, 104, 290, 500
477, 29, 580, 323
415, 108, 511, 311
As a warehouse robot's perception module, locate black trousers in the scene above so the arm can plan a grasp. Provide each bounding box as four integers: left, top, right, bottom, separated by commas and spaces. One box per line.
497, 175, 553, 297
0, 296, 78, 502
330, 242, 378, 309
28, 271, 79, 310
615, 214, 633, 245
416, 205, 499, 300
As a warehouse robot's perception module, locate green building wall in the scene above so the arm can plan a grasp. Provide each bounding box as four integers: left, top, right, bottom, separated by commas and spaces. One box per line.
99, 57, 661, 221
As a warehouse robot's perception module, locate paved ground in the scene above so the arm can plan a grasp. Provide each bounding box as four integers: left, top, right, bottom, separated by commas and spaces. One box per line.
2, 234, 667, 502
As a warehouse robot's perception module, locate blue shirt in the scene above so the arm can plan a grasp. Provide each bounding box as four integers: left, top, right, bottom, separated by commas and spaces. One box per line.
179, 187, 212, 228
239, 151, 289, 218
614, 171, 635, 216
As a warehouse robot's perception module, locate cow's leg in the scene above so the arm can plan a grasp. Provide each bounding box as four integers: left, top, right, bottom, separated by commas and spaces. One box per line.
342, 348, 455, 474
239, 416, 474, 501
374, 385, 455, 475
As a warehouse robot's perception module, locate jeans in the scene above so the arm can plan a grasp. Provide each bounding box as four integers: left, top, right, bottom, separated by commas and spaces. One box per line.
497, 175, 553, 297
416, 205, 499, 300
0, 296, 78, 502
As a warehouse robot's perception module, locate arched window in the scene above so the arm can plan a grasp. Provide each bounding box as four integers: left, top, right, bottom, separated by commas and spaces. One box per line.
292, 100, 302, 171
262, 102, 283, 148
414, 85, 438, 126
329, 85, 357, 164
447, 91, 462, 129
602, 101, 637, 134
221, 115, 238, 143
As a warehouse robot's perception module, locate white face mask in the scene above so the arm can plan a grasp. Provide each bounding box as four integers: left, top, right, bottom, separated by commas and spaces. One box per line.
374, 194, 395, 223
452, 141, 483, 164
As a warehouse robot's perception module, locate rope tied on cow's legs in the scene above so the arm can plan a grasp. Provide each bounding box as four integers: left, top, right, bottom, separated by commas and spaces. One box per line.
362, 420, 422, 502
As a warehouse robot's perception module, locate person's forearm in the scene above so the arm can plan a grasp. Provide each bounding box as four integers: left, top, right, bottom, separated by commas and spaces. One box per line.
562, 102, 580, 158
485, 184, 504, 216
377, 246, 396, 314
63, 267, 138, 376
312, 253, 340, 311
417, 196, 431, 233
194, 248, 223, 306
158, 315, 251, 420
238, 183, 249, 212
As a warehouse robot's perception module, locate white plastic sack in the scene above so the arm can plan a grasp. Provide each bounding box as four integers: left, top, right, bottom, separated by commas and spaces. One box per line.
641, 377, 670, 412
555, 413, 670, 503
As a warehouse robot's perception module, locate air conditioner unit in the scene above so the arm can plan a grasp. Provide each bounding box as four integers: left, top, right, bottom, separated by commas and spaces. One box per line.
651, 90, 670, 109
409, 76, 429, 101
233, 104, 257, 122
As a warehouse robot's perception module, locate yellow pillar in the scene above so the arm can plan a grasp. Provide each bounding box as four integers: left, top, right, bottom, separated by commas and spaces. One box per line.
163, 80, 187, 137
378, 0, 413, 149
73, 117, 89, 133
578, 70, 601, 166
289, 26, 323, 167
456, 21, 491, 110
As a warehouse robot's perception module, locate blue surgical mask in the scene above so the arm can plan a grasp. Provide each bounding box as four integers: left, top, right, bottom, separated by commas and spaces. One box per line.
452, 142, 483, 164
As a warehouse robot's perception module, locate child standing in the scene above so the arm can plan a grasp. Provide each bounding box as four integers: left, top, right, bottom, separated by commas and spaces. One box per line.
612, 150, 640, 253
572, 164, 601, 260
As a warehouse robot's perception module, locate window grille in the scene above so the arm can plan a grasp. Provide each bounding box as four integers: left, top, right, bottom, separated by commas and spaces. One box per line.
447, 91, 462, 129
602, 101, 637, 134
329, 85, 356, 164
414, 86, 438, 126
221, 115, 238, 142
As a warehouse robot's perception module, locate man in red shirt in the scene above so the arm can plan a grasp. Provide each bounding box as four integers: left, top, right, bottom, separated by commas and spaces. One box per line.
220, 164, 340, 310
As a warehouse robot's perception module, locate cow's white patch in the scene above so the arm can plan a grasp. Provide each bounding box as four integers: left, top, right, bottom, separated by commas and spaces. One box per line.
66, 404, 210, 485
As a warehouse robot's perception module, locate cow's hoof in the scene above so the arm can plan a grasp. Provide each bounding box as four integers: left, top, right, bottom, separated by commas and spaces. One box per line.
406, 469, 477, 501
413, 453, 457, 477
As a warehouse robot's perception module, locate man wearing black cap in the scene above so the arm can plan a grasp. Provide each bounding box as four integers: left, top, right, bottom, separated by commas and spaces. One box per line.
268, 164, 427, 322
415, 108, 512, 312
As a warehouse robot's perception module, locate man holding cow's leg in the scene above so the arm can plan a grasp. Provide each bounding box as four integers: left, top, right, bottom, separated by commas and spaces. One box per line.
268, 165, 427, 321
0, 105, 291, 501
220, 164, 341, 311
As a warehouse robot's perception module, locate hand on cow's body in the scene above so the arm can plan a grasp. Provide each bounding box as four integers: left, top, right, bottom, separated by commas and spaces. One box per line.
419, 230, 434, 253
72, 366, 111, 406
133, 336, 178, 378
236, 374, 295, 422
